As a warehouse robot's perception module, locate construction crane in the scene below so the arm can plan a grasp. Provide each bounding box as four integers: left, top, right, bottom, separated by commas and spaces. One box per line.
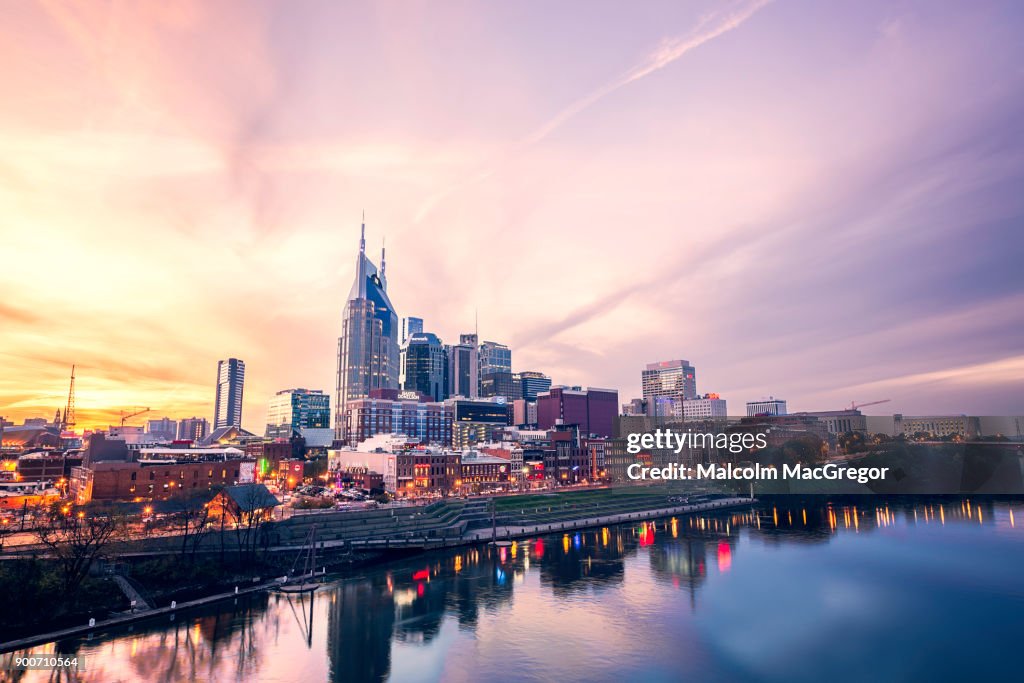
847, 399, 891, 411
120, 407, 151, 427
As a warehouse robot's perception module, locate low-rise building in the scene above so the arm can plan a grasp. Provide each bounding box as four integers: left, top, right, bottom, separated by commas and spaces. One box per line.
895, 414, 981, 439
458, 451, 510, 492
792, 409, 867, 435
479, 443, 525, 483
209, 484, 280, 524
16, 451, 83, 482
396, 448, 459, 497
683, 394, 728, 421
746, 397, 788, 417
70, 446, 255, 504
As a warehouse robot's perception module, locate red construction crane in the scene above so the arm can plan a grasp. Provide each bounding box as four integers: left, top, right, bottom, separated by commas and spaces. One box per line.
848, 399, 891, 411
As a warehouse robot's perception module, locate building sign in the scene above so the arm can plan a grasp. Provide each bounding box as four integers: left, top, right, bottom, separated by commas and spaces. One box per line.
239, 461, 256, 483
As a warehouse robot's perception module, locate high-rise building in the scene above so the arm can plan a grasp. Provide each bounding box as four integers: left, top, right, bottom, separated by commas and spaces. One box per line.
401, 332, 449, 402
480, 371, 514, 399
214, 358, 245, 429
536, 386, 618, 438
478, 341, 512, 400
447, 397, 511, 449
652, 396, 683, 418
621, 398, 648, 416
513, 399, 538, 427
401, 317, 423, 344
146, 417, 177, 441
479, 341, 511, 377
342, 389, 452, 446
515, 371, 551, 401
177, 417, 209, 442
746, 397, 787, 417
448, 333, 479, 398
642, 360, 697, 401
335, 219, 400, 440
266, 388, 331, 439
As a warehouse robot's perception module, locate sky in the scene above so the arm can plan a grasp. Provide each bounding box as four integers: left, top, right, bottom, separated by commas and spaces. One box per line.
1, 0, 1023, 432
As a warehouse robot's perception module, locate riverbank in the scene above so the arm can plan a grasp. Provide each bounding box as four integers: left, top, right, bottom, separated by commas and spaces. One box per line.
0, 576, 278, 653
333, 495, 756, 549
0, 495, 755, 652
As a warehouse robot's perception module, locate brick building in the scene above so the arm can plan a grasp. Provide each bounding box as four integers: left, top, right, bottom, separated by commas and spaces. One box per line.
70, 448, 255, 503
536, 386, 618, 438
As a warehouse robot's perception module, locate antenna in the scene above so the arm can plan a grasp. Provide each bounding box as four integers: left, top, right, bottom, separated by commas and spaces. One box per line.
381, 235, 386, 278
359, 211, 366, 254
62, 365, 76, 431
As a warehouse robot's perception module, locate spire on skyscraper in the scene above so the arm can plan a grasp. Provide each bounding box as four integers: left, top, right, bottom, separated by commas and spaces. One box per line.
353, 214, 368, 299
359, 211, 366, 254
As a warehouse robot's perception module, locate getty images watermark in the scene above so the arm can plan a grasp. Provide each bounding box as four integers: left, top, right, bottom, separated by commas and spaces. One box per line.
625, 427, 890, 483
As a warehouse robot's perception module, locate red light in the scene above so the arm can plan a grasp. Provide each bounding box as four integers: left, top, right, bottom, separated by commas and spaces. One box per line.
417, 583, 424, 597
534, 538, 544, 559
412, 569, 430, 581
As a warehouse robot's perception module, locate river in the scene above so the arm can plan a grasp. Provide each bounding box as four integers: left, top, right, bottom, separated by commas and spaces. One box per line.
4, 499, 1023, 682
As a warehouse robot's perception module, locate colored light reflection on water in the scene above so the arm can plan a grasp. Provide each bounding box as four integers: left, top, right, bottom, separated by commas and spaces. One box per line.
716, 541, 732, 572
9, 501, 1024, 683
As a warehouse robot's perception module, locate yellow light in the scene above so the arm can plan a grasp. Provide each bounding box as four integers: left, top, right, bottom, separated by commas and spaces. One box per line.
143, 506, 153, 515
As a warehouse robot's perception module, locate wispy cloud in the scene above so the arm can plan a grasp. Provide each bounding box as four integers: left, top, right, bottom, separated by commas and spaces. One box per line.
414, 0, 772, 223
523, 0, 773, 147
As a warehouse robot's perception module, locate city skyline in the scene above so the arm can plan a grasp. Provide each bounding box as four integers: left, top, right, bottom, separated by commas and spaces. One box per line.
3, 0, 1024, 430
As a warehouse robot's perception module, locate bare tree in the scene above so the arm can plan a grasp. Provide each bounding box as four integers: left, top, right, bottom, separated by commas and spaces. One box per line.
34, 504, 127, 604
166, 489, 214, 560
210, 485, 276, 565
233, 486, 272, 563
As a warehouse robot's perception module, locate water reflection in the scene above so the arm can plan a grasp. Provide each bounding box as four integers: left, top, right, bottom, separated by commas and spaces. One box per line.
5, 499, 1023, 683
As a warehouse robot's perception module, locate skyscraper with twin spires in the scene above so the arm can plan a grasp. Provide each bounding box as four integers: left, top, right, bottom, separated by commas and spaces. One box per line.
334, 218, 399, 441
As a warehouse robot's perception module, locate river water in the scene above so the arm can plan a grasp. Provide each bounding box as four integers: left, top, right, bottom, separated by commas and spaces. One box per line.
5, 499, 1023, 683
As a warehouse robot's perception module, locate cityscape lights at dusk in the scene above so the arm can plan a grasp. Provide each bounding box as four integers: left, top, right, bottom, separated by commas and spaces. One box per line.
1, 2, 1022, 682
